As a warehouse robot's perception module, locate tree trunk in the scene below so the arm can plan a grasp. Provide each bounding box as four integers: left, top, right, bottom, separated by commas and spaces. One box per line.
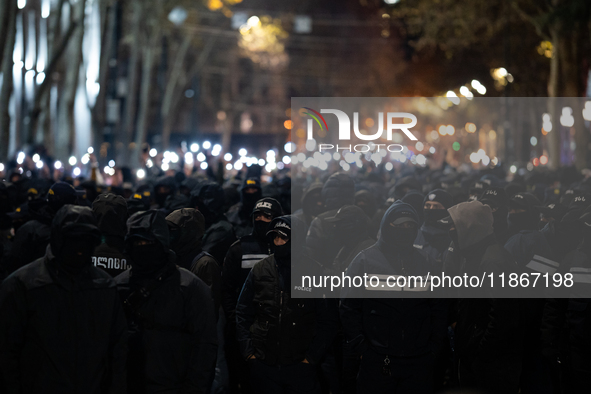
0, 0, 17, 161
131, 26, 160, 167
161, 35, 217, 150
120, 0, 142, 165
56, 0, 86, 159
91, 0, 112, 146
161, 34, 192, 150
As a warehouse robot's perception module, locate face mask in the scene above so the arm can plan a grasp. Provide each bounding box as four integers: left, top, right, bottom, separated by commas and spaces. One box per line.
243, 192, 261, 211
253, 220, 271, 239
424, 209, 448, 225
131, 243, 168, 275
381, 225, 417, 249
59, 238, 95, 275
273, 240, 291, 261
507, 211, 535, 233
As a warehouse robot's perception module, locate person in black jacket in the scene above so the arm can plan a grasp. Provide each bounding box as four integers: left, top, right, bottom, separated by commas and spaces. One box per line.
478, 187, 510, 245
5, 181, 78, 275
115, 210, 217, 394
340, 201, 448, 394
92, 193, 130, 277
236, 216, 339, 394
306, 173, 355, 270
222, 197, 282, 394
444, 200, 523, 394
191, 182, 237, 266
292, 182, 323, 230
226, 178, 263, 238
414, 189, 454, 272
166, 208, 221, 312
0, 205, 128, 393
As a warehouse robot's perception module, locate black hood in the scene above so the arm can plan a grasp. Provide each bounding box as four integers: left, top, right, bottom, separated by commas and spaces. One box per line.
125, 210, 171, 250
154, 176, 178, 207
164, 194, 190, 212
92, 193, 128, 238
50, 205, 101, 258
321, 172, 355, 211
190, 182, 225, 224
393, 176, 421, 200
301, 182, 324, 217
355, 190, 378, 219
166, 208, 205, 259
401, 191, 425, 223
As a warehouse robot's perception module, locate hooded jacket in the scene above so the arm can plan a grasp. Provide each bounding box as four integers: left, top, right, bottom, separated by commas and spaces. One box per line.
116, 209, 218, 394
221, 199, 283, 323
191, 183, 236, 265
166, 208, 221, 313
4, 199, 54, 275
447, 201, 523, 391
306, 173, 355, 270
92, 193, 130, 277
235, 216, 338, 366
0, 205, 127, 394
340, 202, 448, 358
292, 182, 323, 229
226, 179, 263, 238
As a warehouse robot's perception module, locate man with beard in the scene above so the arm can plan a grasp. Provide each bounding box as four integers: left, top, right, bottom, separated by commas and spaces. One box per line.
442, 201, 523, 393
92, 193, 130, 277
414, 189, 454, 272
478, 187, 510, 245
166, 208, 221, 312
0, 205, 127, 393
115, 210, 217, 394
222, 197, 282, 394
190, 182, 236, 266
340, 202, 448, 394
227, 178, 263, 238
236, 216, 338, 394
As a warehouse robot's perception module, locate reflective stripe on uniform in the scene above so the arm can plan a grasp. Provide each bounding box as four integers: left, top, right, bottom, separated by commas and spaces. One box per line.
241, 254, 269, 269
526, 255, 558, 274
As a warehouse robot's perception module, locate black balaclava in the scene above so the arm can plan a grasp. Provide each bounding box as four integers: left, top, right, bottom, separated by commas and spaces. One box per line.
267, 216, 292, 290
302, 183, 324, 218
479, 187, 510, 242
355, 190, 378, 219
423, 189, 453, 225
50, 205, 101, 275
126, 210, 173, 277
251, 197, 283, 240
241, 178, 263, 215
401, 191, 425, 224
59, 237, 98, 275
154, 176, 177, 208
507, 193, 543, 236
377, 202, 419, 258
267, 216, 292, 263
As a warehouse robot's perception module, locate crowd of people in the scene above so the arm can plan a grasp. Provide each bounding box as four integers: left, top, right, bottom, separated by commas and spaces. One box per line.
0, 158, 590, 394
